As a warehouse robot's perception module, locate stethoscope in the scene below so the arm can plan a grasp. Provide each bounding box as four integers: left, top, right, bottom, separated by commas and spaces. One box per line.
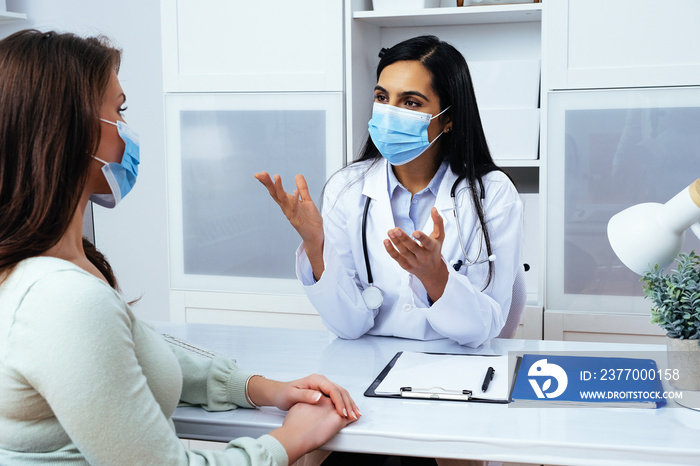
360, 177, 496, 309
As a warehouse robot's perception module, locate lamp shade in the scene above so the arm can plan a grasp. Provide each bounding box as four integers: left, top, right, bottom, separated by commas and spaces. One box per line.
607, 179, 700, 275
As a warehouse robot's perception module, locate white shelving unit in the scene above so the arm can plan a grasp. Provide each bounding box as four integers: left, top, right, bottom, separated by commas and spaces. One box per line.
353, 3, 542, 27
346, 0, 545, 339
495, 159, 540, 168
0, 11, 27, 24
347, 1, 545, 165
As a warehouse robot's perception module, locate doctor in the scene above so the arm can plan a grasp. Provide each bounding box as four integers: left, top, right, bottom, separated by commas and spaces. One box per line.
255, 35, 523, 348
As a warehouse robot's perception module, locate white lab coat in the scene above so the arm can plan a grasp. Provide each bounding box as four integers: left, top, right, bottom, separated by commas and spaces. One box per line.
296, 158, 523, 347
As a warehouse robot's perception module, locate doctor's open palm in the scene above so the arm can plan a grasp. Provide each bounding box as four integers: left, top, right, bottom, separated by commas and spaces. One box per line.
254, 171, 325, 252
384, 207, 449, 302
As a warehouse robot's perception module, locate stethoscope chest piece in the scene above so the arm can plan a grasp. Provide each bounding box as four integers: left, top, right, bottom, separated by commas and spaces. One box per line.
362, 285, 384, 310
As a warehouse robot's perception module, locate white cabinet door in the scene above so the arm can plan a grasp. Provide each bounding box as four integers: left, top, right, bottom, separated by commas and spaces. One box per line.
547, 0, 700, 89
546, 87, 700, 315
161, 0, 343, 92
165, 93, 343, 313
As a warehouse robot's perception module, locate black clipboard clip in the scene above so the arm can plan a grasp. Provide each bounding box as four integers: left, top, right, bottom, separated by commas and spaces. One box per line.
400, 386, 473, 401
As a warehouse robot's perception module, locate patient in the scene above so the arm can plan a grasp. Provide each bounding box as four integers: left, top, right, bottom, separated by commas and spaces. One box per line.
0, 28, 359, 465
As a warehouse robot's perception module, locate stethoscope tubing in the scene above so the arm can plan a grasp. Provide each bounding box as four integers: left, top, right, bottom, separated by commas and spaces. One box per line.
451, 176, 489, 268
362, 194, 374, 285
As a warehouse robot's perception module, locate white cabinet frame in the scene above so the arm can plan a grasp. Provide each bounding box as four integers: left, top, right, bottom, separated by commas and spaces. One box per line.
547, 0, 700, 90
165, 92, 343, 301
161, 0, 344, 92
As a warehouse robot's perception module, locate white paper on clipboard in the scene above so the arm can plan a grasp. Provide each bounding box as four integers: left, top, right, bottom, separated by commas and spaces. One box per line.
374, 351, 511, 402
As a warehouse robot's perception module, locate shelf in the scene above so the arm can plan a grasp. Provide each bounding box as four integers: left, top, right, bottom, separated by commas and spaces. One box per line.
495, 159, 540, 168
353, 3, 542, 28
0, 11, 27, 24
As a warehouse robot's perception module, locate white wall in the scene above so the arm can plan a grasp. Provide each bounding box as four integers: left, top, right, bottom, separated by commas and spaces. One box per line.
2, 0, 170, 321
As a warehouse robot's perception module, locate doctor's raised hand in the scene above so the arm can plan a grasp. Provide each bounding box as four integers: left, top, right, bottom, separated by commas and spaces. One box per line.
384, 207, 448, 302
254, 171, 326, 278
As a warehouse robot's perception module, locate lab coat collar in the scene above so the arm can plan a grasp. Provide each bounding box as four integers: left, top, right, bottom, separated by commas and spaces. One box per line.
361, 158, 390, 201
361, 159, 395, 236
361, 158, 463, 234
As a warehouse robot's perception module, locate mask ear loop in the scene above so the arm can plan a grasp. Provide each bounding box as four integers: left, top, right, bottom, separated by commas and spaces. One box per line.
423, 107, 452, 149
91, 155, 109, 165
430, 106, 451, 121
432, 106, 452, 141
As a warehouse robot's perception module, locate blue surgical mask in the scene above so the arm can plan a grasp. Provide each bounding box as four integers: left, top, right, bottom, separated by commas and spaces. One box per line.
90, 119, 140, 208
368, 103, 450, 166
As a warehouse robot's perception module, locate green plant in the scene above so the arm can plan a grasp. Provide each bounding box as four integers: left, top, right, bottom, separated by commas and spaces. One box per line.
641, 251, 700, 342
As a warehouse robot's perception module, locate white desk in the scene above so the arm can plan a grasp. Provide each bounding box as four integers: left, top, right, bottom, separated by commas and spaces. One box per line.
157, 322, 700, 466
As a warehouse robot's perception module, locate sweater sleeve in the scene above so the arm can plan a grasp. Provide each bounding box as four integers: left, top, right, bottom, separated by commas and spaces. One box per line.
161, 333, 254, 410
6, 268, 287, 466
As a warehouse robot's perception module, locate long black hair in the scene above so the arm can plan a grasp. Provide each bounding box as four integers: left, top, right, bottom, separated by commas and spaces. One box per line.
355, 35, 502, 288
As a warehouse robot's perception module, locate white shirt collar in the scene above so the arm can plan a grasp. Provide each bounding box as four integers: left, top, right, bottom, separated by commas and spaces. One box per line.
387, 161, 448, 199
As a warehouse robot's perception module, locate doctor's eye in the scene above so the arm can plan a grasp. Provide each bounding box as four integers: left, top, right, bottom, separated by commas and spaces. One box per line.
374, 93, 388, 103
118, 105, 128, 115
404, 99, 422, 109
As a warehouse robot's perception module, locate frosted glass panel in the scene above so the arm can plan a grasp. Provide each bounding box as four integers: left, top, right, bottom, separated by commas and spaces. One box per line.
180, 110, 325, 279
548, 88, 700, 313
166, 93, 343, 293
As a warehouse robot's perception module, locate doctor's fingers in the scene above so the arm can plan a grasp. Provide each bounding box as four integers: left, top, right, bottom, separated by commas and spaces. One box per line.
428, 207, 446, 242
388, 228, 434, 257
253, 171, 277, 196
383, 238, 409, 267
410, 216, 444, 253
385, 230, 420, 263
254, 172, 289, 204
411, 230, 442, 255
294, 174, 315, 202
271, 174, 298, 204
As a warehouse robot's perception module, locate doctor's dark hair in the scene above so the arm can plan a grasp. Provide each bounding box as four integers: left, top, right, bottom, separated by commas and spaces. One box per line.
355, 35, 501, 288
0, 29, 122, 289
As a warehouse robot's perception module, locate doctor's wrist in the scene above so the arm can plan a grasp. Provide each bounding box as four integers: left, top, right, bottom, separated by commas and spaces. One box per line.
302, 237, 324, 257
422, 264, 449, 303
303, 241, 325, 281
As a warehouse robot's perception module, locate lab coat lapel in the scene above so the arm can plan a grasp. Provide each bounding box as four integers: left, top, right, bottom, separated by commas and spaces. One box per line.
360, 159, 404, 279
361, 159, 395, 236
420, 167, 461, 234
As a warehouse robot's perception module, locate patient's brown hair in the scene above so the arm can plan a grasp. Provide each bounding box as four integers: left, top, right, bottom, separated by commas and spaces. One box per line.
0, 29, 122, 288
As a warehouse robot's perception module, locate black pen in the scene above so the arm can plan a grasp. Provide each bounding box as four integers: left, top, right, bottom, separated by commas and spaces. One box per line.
481, 366, 495, 392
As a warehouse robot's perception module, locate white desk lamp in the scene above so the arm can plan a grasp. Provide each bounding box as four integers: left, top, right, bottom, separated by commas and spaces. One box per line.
607, 179, 700, 275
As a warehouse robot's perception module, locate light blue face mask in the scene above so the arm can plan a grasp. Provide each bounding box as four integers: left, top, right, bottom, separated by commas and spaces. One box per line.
368, 102, 450, 166
90, 119, 140, 208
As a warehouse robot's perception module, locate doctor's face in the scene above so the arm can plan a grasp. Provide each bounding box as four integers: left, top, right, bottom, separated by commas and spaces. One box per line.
374, 60, 450, 142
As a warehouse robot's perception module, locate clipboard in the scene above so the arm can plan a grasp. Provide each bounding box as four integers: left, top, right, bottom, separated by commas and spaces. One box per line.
364, 351, 521, 403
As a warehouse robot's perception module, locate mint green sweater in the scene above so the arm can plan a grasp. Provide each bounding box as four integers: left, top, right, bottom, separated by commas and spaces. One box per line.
0, 257, 287, 465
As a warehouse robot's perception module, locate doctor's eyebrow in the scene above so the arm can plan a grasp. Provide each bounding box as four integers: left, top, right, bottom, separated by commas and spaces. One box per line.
374, 85, 430, 102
